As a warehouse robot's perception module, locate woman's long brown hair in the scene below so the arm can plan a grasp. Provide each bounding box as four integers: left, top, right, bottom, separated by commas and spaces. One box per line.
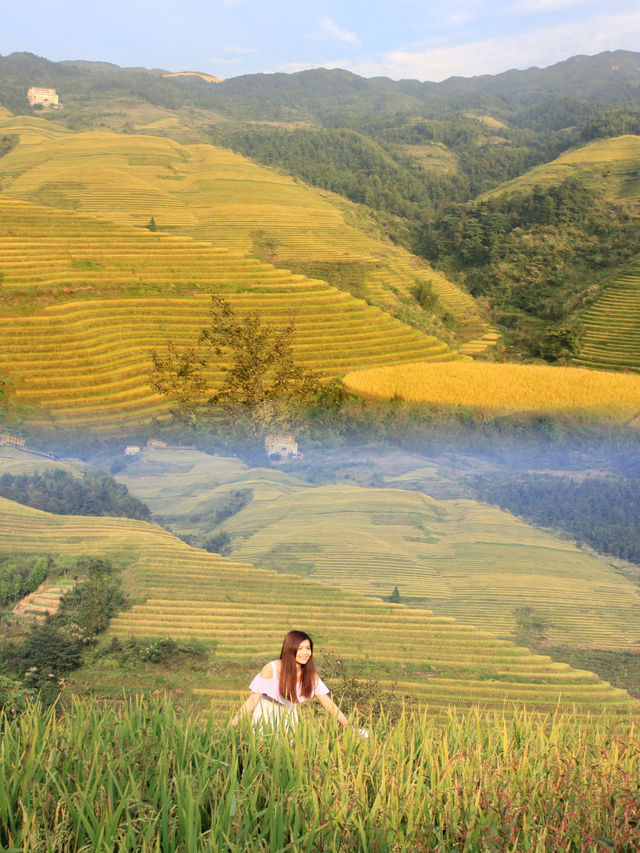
279, 630, 317, 703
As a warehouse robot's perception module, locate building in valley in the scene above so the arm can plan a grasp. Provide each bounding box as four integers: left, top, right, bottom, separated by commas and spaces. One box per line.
265, 433, 299, 458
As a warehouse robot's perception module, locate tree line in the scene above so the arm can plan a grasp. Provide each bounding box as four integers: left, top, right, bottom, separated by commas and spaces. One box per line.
0, 469, 151, 520
0, 553, 51, 608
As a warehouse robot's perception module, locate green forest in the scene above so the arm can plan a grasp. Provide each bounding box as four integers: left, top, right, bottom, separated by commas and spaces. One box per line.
0, 470, 151, 520
417, 177, 640, 358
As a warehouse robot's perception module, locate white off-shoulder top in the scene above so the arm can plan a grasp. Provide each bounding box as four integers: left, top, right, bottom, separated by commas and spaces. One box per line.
249, 660, 330, 707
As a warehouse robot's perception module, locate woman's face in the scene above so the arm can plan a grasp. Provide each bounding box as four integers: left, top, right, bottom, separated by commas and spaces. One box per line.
295, 639, 312, 666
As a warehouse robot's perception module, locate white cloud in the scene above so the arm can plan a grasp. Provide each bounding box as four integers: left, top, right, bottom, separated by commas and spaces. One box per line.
318, 17, 361, 47
442, 12, 474, 26
348, 10, 640, 81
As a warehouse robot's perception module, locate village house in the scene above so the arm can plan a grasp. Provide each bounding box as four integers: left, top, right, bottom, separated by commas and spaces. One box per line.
146, 439, 168, 449
265, 433, 299, 458
27, 87, 62, 108
0, 433, 26, 448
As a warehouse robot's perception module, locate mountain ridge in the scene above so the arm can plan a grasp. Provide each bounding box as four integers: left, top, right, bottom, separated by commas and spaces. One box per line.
1, 49, 639, 120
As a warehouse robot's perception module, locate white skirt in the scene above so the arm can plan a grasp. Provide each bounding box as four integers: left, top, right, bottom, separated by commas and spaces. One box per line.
251, 696, 299, 735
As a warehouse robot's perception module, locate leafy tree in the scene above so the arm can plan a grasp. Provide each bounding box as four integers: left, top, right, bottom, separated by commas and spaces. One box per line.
203, 531, 232, 555
0, 134, 17, 159
0, 376, 11, 423
413, 280, 441, 312
149, 343, 208, 424
0, 622, 82, 706
0, 554, 51, 607
200, 296, 320, 434
151, 296, 320, 436
53, 557, 127, 645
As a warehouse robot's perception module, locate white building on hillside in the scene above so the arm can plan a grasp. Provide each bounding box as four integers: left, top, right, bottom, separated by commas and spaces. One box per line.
265, 434, 299, 458
27, 87, 61, 108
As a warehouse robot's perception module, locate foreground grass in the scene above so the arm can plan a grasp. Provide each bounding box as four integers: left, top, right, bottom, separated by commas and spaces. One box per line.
1, 697, 639, 851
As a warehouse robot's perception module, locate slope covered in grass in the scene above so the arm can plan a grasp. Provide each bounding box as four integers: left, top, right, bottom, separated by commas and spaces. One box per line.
110, 447, 640, 653
211, 477, 640, 651
0, 115, 491, 348
482, 134, 640, 200
0, 196, 459, 428
0, 495, 635, 719
574, 265, 640, 373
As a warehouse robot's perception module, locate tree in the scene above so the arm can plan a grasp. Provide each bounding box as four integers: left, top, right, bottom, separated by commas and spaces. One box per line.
151, 296, 320, 435
201, 297, 320, 435
0, 376, 11, 423
149, 343, 208, 424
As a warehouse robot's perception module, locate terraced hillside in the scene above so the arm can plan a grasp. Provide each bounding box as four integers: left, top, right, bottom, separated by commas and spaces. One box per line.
0, 495, 636, 720
109, 447, 640, 652
0, 197, 457, 428
574, 266, 640, 375
0, 114, 494, 349
483, 134, 640, 200
218, 483, 640, 651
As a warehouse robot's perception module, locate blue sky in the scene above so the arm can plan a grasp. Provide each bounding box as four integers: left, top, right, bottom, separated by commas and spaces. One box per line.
2, 0, 639, 82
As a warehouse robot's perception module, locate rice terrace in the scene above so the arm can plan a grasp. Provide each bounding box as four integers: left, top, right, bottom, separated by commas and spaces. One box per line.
2, 45, 640, 850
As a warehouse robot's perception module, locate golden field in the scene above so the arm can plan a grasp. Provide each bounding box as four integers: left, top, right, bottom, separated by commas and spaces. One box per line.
343, 361, 640, 423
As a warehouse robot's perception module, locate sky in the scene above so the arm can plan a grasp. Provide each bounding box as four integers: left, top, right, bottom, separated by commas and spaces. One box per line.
2, 0, 639, 82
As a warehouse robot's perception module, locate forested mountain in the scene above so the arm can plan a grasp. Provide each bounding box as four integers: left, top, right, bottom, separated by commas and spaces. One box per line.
2, 49, 639, 118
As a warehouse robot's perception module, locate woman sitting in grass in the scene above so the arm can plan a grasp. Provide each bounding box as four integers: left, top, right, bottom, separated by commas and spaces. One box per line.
231, 630, 351, 732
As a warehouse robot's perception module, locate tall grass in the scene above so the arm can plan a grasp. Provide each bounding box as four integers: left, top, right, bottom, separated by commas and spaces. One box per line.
1, 696, 638, 851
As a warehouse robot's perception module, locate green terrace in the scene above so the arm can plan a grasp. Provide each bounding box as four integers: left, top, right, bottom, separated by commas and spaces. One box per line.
0, 495, 636, 721
575, 267, 640, 373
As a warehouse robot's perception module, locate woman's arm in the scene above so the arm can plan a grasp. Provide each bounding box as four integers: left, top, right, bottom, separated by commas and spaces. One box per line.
230, 691, 261, 726
231, 662, 276, 725
315, 692, 348, 726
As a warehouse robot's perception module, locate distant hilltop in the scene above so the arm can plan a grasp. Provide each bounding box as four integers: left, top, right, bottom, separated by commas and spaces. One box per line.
162, 71, 222, 83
